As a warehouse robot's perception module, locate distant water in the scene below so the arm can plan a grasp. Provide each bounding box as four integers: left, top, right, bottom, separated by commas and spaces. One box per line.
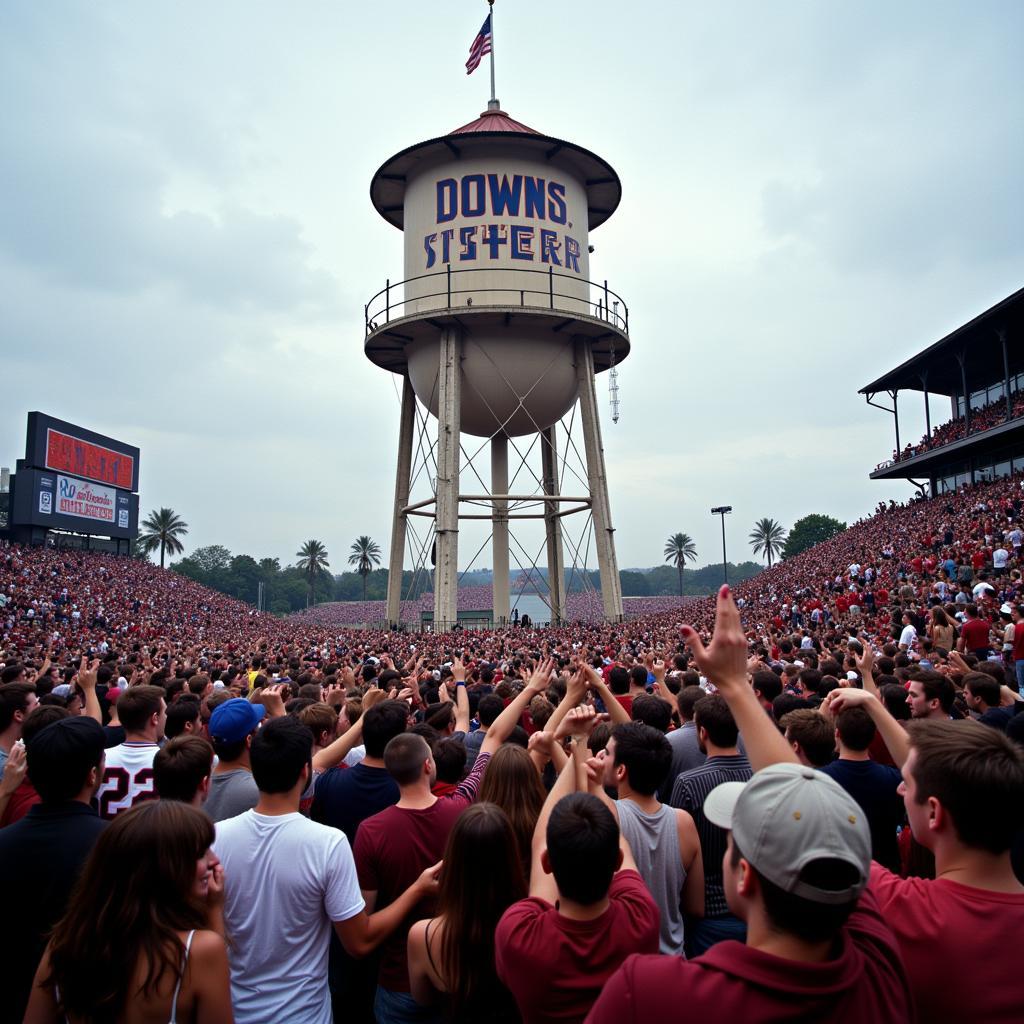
508, 592, 553, 624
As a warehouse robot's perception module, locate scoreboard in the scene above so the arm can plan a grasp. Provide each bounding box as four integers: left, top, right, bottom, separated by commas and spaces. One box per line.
25, 413, 140, 492
7, 413, 141, 543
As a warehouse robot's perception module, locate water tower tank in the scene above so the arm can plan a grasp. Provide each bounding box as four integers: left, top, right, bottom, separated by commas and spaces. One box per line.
365, 108, 629, 438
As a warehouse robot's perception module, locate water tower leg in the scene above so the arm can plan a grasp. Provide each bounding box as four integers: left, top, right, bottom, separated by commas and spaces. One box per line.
434, 327, 462, 631
491, 434, 510, 626
575, 340, 624, 621
542, 425, 566, 624
385, 374, 416, 627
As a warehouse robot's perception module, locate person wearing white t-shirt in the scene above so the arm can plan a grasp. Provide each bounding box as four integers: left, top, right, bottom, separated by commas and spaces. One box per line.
213, 717, 440, 1024
96, 685, 165, 820
898, 613, 918, 652
993, 547, 1010, 573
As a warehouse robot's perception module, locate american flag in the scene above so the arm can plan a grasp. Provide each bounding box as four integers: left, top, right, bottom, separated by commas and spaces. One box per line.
465, 14, 492, 75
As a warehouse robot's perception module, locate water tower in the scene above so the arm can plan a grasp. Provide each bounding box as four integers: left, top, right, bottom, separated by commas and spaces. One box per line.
365, 99, 630, 630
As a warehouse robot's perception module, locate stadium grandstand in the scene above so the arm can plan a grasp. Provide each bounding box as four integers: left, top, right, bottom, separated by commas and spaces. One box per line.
862, 285, 1024, 495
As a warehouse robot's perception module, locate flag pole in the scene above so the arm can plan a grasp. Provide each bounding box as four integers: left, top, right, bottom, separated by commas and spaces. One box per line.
487, 0, 498, 109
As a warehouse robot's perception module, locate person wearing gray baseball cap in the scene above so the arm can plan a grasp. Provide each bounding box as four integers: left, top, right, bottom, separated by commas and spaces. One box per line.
587, 586, 912, 1023
702, 762, 872, 909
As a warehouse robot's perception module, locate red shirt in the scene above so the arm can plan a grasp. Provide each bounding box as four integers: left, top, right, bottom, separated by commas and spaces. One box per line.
961, 616, 991, 652
354, 751, 490, 992
585, 886, 910, 1024
496, 869, 658, 1024
0, 778, 40, 826
1014, 623, 1024, 661
972, 550, 987, 570
870, 863, 1024, 1023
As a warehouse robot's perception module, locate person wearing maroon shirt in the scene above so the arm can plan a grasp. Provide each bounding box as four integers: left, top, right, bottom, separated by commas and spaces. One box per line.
1013, 603, 1024, 696
356, 658, 553, 1024
587, 587, 912, 1024
496, 706, 659, 1024
957, 604, 993, 658
828, 685, 1024, 1024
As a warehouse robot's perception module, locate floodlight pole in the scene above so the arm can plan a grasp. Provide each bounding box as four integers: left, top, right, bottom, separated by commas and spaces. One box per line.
711, 506, 732, 585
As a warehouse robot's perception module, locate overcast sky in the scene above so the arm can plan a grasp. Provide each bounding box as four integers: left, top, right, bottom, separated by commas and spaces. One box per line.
3, 2, 1022, 576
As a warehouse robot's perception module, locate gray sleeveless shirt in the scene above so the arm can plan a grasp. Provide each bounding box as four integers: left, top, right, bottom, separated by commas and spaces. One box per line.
617, 800, 687, 955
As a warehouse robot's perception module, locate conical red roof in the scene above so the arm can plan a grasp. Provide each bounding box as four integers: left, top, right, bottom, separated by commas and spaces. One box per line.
450, 108, 539, 135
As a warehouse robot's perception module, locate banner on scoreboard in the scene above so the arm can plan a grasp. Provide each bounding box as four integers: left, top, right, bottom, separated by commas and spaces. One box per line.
55, 475, 116, 523
10, 466, 138, 539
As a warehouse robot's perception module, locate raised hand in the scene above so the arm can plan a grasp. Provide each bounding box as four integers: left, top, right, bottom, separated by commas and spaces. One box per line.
527, 730, 557, 757
261, 684, 287, 718
853, 642, 874, 679
0, 742, 27, 797
77, 656, 100, 691
680, 585, 748, 694
527, 657, 555, 693
362, 687, 387, 711
555, 703, 607, 741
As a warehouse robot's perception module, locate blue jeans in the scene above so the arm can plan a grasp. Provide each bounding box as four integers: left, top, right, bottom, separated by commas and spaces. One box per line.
374, 986, 441, 1024
685, 913, 747, 958
1016, 660, 1024, 698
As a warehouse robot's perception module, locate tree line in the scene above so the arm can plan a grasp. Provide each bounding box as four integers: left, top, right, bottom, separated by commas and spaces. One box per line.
138, 506, 848, 613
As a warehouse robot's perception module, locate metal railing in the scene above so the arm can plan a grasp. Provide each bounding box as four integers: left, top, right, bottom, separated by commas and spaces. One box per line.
364, 265, 629, 337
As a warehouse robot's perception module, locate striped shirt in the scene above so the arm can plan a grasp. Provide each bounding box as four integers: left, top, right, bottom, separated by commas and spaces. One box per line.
669, 754, 752, 918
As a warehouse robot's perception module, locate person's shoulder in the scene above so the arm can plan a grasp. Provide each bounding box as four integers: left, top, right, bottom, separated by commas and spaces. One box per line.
187, 928, 228, 963
212, 809, 253, 843
585, 954, 696, 1023
609, 870, 659, 930
356, 802, 400, 839
868, 861, 928, 908
498, 895, 553, 932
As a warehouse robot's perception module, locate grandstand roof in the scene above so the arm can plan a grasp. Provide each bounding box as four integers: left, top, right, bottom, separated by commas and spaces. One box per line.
860, 285, 1024, 397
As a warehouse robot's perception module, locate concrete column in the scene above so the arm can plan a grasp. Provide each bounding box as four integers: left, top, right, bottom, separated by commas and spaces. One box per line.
541, 425, 566, 624
385, 374, 416, 627
434, 328, 462, 631
574, 339, 623, 621
491, 434, 510, 626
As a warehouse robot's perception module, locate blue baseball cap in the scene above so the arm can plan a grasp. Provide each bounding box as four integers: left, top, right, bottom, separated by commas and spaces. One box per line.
209, 698, 265, 743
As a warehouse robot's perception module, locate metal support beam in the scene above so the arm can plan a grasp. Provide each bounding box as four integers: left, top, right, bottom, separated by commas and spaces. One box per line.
575, 339, 623, 621
434, 328, 462, 631
1001, 330, 1012, 421
958, 352, 971, 431
920, 372, 931, 439
887, 389, 901, 453
542, 425, 567, 625
385, 375, 416, 627
491, 434, 510, 626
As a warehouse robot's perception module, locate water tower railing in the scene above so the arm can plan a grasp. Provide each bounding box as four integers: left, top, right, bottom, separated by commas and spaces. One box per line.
364, 266, 629, 336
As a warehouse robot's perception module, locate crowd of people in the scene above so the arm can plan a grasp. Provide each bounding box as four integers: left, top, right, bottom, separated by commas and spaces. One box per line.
2, 470, 1024, 1022
889, 388, 1024, 463
289, 587, 692, 629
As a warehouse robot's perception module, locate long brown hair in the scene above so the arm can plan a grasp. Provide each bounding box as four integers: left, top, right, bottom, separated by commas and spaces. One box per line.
477, 743, 545, 871
438, 803, 527, 1018
44, 801, 214, 1022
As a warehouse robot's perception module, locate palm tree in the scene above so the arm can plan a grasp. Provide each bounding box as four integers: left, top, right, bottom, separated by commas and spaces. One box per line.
749, 517, 787, 568
137, 508, 189, 569
295, 540, 330, 607
258, 557, 281, 574
348, 535, 383, 600
663, 533, 698, 597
